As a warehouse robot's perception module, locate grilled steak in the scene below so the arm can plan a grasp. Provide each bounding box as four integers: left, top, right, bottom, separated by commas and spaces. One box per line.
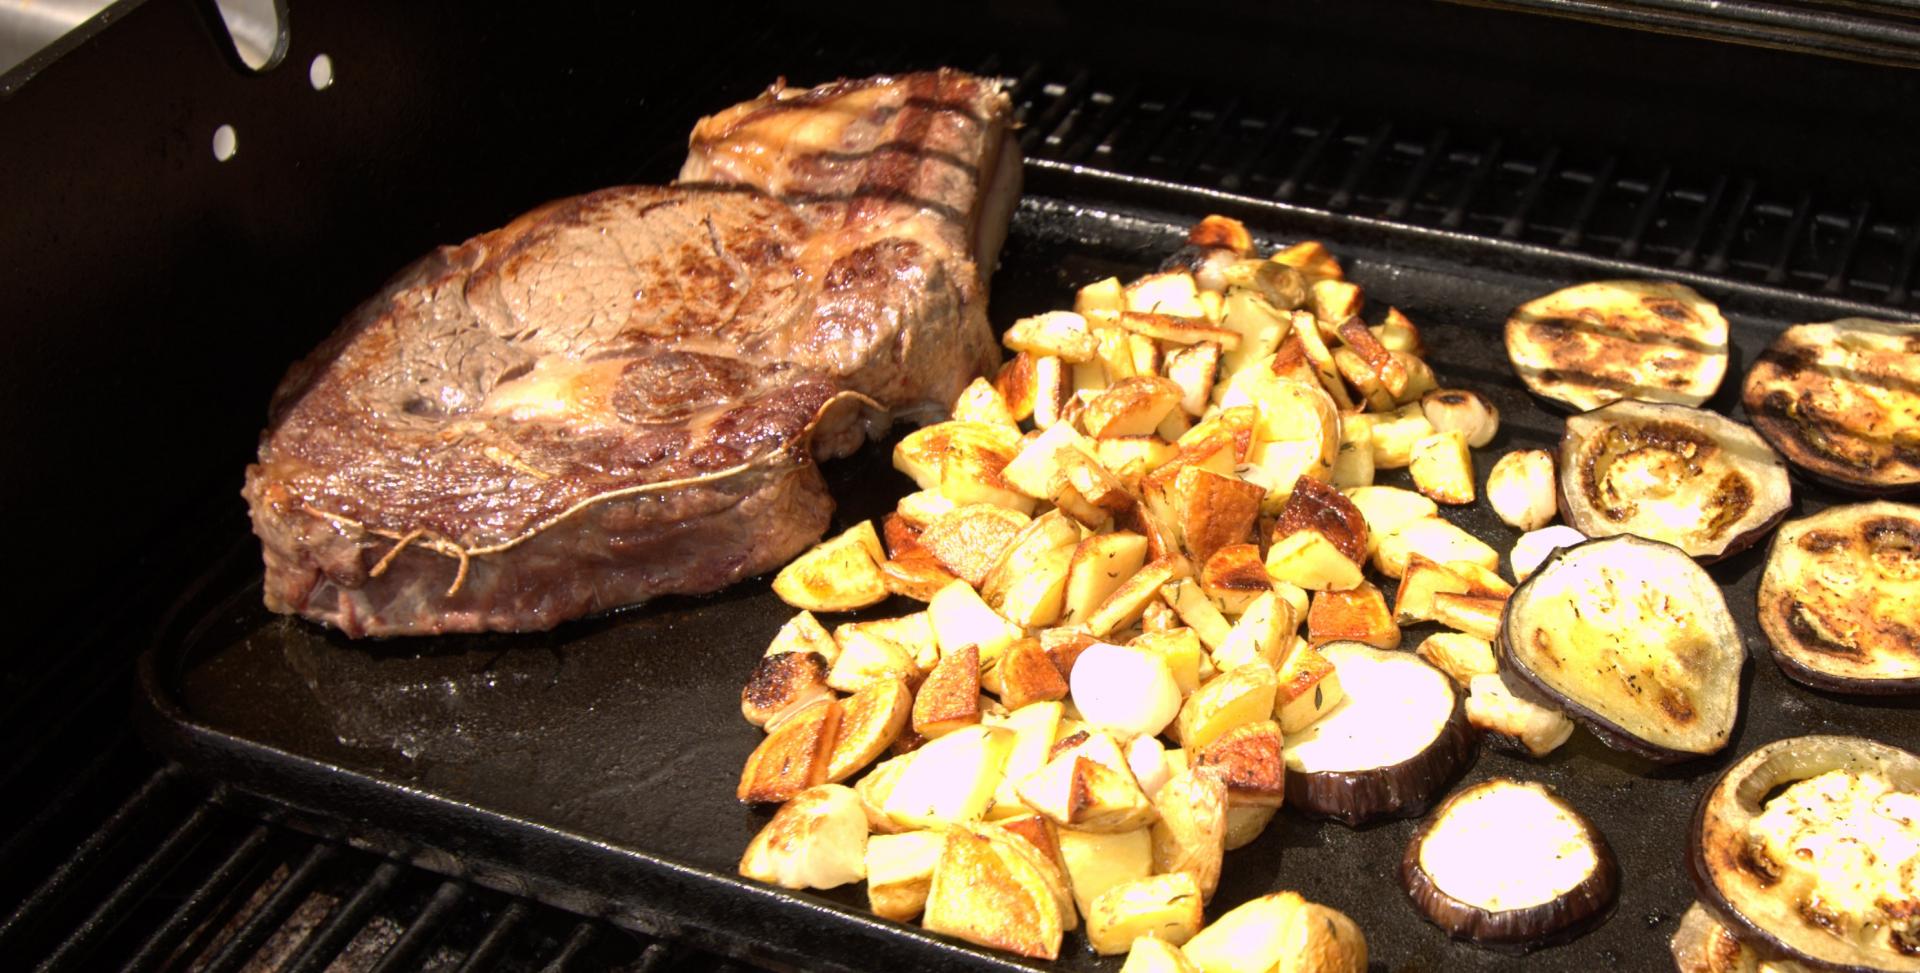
244, 71, 1018, 637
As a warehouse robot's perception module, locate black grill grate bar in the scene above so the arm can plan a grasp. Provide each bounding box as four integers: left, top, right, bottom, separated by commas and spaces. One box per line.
1017, 68, 1089, 154
0, 733, 132, 880
1559, 156, 1618, 249
116, 822, 274, 973
1442, 138, 1502, 229
366, 880, 466, 973
0, 767, 177, 954
1169, 98, 1240, 184
1328, 122, 1392, 212
1224, 111, 1290, 194
1275, 118, 1340, 203
1064, 83, 1142, 163
453, 899, 530, 973
1617, 165, 1673, 260
1768, 192, 1817, 284
198, 842, 342, 973
1113, 89, 1191, 172
33, 801, 216, 972
1824, 201, 1873, 294
1386, 129, 1448, 220
1703, 177, 1757, 275
536, 920, 603, 973
1500, 145, 1560, 239
1675, 175, 1731, 269
629, 941, 677, 973
280, 859, 403, 973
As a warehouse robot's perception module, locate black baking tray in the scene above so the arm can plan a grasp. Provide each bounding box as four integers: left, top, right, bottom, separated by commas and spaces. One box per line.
138, 164, 1920, 973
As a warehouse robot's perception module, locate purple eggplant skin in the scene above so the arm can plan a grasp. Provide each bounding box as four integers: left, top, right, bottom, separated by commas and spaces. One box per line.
1687, 735, 1920, 973
1285, 695, 1478, 828
1496, 534, 1744, 764
1400, 779, 1619, 953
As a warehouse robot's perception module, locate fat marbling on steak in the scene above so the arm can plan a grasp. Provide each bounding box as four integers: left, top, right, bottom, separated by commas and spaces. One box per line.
243, 71, 1018, 637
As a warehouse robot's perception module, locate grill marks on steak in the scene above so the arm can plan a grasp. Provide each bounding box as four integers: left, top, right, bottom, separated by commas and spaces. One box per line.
246, 71, 1016, 636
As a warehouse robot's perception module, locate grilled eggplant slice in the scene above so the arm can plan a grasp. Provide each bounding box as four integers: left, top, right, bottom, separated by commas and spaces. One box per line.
1690, 735, 1920, 972
1401, 778, 1616, 951
1670, 901, 1814, 973
1742, 319, 1920, 496
1759, 502, 1920, 695
1498, 535, 1741, 762
1559, 399, 1791, 561
1283, 641, 1475, 827
1506, 280, 1729, 412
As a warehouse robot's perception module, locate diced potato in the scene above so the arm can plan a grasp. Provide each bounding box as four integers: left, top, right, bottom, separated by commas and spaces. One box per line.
1005, 310, 1100, 362
1212, 591, 1295, 670
764, 610, 839, 663
1130, 628, 1206, 696
1373, 307, 1424, 355
1117, 311, 1241, 349
826, 678, 913, 782
1416, 632, 1498, 687
1409, 430, 1476, 505
893, 422, 1033, 514
1217, 291, 1291, 382
1200, 543, 1272, 615
923, 826, 1066, 960
1085, 377, 1184, 439
1271, 241, 1344, 280
740, 649, 833, 729
1173, 664, 1278, 750
980, 509, 1080, 598
1189, 215, 1256, 255
1121, 935, 1202, 973
914, 645, 983, 739
1466, 674, 1575, 758
1431, 591, 1504, 641
1057, 827, 1154, 919
1335, 319, 1408, 399
1222, 805, 1277, 851
1126, 271, 1208, 318
1288, 310, 1356, 411
1141, 597, 1180, 634
1016, 744, 1156, 833
739, 784, 868, 891
929, 580, 1022, 664
1312, 279, 1364, 326
1095, 436, 1180, 486
1150, 770, 1227, 901
1076, 276, 1127, 315
1167, 466, 1265, 567
920, 504, 1031, 587
995, 352, 1041, 423
1182, 891, 1299, 973
952, 376, 1019, 429
1393, 350, 1438, 405
994, 544, 1076, 628
880, 550, 963, 603
1393, 555, 1470, 625
1281, 903, 1368, 973
1163, 342, 1222, 417
1342, 485, 1439, 555
881, 725, 1015, 830
1131, 333, 1164, 376
1273, 641, 1343, 733
1373, 516, 1499, 579
866, 829, 944, 921
1331, 413, 1374, 488
738, 698, 841, 804
1034, 354, 1073, 428
1096, 327, 1141, 382
990, 815, 1078, 933
1368, 402, 1436, 470
1264, 529, 1365, 593
1332, 346, 1396, 412
1086, 556, 1184, 638
896, 489, 958, 528
1087, 872, 1205, 955
772, 522, 889, 611
1161, 578, 1233, 650
1194, 720, 1285, 808
985, 700, 1065, 820
829, 616, 927, 693
1307, 582, 1399, 649
1062, 532, 1151, 626
994, 639, 1070, 711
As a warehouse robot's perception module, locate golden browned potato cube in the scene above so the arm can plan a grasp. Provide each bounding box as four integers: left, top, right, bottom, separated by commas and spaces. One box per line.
738, 698, 841, 804
1173, 664, 1278, 750
923, 826, 1066, 960
1086, 872, 1205, 955
827, 678, 912, 782
1193, 720, 1285, 808
1307, 582, 1400, 649
739, 784, 868, 891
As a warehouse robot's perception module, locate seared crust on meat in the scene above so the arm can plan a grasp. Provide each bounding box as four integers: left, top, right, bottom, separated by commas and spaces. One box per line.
1741, 318, 1920, 495
1506, 280, 1728, 412
1758, 502, 1920, 694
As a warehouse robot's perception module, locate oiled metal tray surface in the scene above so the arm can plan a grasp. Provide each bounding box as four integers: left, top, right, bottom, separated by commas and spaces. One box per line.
140, 170, 1920, 973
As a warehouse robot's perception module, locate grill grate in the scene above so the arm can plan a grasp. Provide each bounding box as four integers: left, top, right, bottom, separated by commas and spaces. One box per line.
0, 749, 737, 972
998, 64, 1920, 310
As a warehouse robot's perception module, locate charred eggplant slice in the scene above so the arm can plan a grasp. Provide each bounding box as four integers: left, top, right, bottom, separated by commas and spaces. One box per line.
1690, 735, 1920, 972
1506, 280, 1729, 412
1559, 399, 1791, 561
1742, 319, 1920, 496
1759, 502, 1920, 695
1671, 902, 1813, 973
1283, 641, 1475, 827
1498, 535, 1742, 763
1401, 777, 1616, 951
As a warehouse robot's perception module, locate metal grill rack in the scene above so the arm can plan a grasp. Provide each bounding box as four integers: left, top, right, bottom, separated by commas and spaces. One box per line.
6, 10, 1920, 973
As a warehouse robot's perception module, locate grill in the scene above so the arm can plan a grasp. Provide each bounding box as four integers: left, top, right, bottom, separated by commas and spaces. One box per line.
4, 1, 1918, 970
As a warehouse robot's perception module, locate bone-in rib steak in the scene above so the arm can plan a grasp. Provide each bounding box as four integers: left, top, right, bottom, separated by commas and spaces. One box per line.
243, 71, 1018, 637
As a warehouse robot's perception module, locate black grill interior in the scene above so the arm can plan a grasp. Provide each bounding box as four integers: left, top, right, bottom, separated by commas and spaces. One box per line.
4, 1, 1919, 970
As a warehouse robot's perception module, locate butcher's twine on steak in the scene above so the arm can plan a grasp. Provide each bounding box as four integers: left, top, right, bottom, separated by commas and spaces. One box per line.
244, 71, 1018, 636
